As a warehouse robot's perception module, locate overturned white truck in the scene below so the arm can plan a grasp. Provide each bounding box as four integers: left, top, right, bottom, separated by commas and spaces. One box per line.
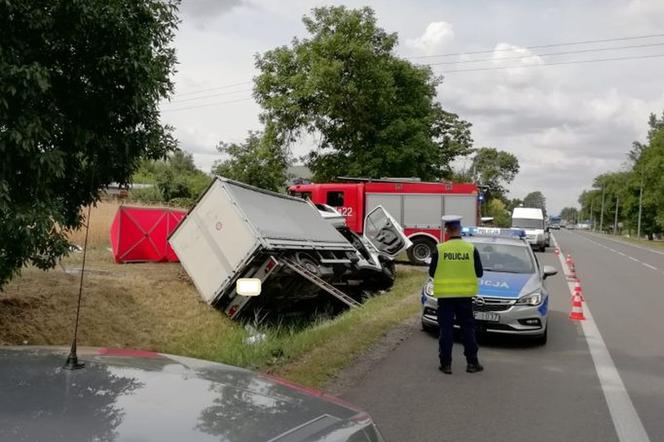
169, 177, 411, 320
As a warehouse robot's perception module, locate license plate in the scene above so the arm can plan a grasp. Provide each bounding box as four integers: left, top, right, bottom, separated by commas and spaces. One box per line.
474, 311, 500, 322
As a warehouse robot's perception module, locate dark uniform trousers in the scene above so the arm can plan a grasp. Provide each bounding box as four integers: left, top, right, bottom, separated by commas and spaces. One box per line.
437, 297, 479, 365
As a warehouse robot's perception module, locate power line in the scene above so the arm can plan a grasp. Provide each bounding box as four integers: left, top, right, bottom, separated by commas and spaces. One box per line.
160, 54, 664, 111
436, 52, 664, 74
173, 80, 253, 97
164, 34, 664, 101
410, 33, 664, 59
165, 88, 252, 105
161, 97, 254, 112
425, 41, 664, 66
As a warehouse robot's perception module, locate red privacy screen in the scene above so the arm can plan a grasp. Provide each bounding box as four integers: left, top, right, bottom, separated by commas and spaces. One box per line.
109, 206, 186, 263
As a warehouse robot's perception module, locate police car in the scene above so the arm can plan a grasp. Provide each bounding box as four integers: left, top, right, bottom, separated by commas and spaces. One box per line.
420, 227, 558, 345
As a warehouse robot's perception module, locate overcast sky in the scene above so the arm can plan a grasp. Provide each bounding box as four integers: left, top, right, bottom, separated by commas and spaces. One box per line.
161, 0, 664, 214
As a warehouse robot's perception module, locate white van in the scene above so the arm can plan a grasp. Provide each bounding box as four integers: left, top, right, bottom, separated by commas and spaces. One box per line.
512, 207, 548, 251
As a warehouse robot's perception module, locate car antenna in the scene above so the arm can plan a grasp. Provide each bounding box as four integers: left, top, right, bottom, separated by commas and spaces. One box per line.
64, 195, 94, 370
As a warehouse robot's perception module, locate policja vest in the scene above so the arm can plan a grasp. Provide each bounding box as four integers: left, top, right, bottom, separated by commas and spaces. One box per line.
433, 239, 478, 298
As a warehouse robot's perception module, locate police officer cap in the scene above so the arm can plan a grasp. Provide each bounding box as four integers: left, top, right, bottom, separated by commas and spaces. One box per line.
441, 215, 462, 227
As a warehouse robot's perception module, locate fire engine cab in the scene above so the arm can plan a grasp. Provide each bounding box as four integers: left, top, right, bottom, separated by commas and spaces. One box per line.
288, 177, 479, 265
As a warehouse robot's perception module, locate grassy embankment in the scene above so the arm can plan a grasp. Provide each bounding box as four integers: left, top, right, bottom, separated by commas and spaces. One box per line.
589, 231, 664, 251
1, 201, 426, 387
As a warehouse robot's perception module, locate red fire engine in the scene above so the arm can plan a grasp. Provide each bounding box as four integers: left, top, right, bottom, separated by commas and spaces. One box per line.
288, 177, 479, 265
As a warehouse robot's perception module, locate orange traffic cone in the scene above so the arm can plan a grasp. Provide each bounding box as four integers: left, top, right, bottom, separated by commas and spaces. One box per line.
573, 280, 584, 301
566, 254, 577, 279
569, 294, 586, 321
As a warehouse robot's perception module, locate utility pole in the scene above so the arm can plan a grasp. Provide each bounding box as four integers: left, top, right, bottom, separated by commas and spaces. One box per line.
613, 196, 620, 235
637, 173, 644, 239
599, 186, 606, 232
590, 199, 594, 230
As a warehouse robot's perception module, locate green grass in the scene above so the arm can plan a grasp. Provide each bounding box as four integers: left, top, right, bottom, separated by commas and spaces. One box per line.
2, 254, 426, 389
168, 268, 426, 387
592, 232, 664, 251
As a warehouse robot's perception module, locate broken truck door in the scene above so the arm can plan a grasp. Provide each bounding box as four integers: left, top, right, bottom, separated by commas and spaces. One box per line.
363, 206, 412, 258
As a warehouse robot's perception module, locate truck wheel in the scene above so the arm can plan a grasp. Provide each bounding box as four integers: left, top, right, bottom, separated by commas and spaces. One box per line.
407, 237, 436, 266
294, 252, 320, 275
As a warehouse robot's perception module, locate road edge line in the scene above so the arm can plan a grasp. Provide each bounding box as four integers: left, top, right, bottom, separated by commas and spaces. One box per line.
584, 231, 664, 256
552, 233, 650, 442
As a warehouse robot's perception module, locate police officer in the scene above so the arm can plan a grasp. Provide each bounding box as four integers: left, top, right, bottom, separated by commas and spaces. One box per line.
429, 215, 484, 374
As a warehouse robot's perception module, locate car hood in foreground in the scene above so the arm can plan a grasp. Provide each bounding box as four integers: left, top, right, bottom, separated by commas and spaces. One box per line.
0, 347, 380, 442
478, 271, 540, 299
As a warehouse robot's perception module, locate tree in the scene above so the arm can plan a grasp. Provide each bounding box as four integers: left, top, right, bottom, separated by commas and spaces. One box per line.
577, 111, 664, 237
578, 189, 602, 224
637, 127, 664, 234
485, 198, 511, 227
523, 191, 547, 215
213, 129, 291, 192
560, 207, 578, 223
470, 147, 519, 201
253, 6, 473, 182
132, 150, 211, 206
505, 198, 523, 213
0, 1, 179, 287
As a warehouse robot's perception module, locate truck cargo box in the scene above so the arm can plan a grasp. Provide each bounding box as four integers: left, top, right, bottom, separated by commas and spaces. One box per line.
169, 177, 356, 306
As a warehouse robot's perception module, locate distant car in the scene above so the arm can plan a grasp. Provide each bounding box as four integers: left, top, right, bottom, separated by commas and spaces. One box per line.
420, 228, 558, 345
548, 216, 561, 230
0, 346, 384, 442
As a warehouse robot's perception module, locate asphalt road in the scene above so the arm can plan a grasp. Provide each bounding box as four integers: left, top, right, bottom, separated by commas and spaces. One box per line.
342, 229, 664, 442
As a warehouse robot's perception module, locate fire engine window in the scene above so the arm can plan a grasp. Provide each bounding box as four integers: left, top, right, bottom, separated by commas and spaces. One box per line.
290, 191, 312, 200
326, 191, 344, 207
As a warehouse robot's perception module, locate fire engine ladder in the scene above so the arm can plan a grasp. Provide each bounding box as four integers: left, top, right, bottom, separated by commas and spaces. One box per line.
281, 258, 363, 309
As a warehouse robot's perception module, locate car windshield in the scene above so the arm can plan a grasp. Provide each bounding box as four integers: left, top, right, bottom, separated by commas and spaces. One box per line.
512, 218, 544, 229
474, 243, 535, 274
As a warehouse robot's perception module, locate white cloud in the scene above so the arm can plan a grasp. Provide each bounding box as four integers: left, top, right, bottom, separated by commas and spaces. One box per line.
490, 43, 544, 86
623, 0, 664, 30
406, 21, 455, 55
179, 0, 246, 20
158, 0, 664, 214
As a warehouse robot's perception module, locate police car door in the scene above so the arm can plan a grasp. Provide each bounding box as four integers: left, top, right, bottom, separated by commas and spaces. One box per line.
363, 206, 412, 257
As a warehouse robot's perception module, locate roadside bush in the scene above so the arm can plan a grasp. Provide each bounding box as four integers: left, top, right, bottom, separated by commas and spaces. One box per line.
130, 186, 163, 204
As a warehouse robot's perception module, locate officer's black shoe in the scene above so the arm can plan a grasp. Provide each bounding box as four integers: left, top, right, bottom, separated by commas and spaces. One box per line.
466, 363, 484, 373
438, 363, 452, 374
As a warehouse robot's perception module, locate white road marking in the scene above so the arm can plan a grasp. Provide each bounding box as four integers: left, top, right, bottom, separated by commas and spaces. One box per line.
587, 231, 664, 256
571, 231, 660, 272
552, 234, 651, 442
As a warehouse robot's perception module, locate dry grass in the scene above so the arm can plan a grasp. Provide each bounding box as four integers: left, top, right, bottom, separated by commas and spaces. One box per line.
0, 250, 238, 352
66, 200, 186, 249
612, 234, 664, 250
1, 239, 426, 387
67, 201, 122, 249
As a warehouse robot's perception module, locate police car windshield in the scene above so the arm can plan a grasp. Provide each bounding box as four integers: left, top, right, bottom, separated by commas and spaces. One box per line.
511, 218, 544, 229
475, 243, 535, 274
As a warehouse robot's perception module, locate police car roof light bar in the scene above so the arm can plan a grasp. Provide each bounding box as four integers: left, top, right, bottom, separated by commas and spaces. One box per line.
461, 226, 527, 239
